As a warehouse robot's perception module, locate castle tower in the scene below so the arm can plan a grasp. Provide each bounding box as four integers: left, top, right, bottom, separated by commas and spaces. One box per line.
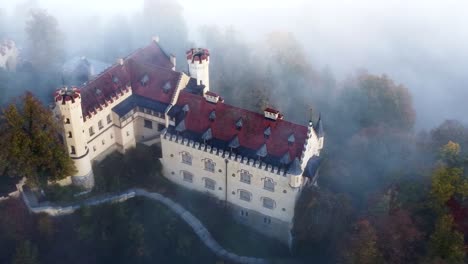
186, 48, 210, 93
54, 87, 94, 189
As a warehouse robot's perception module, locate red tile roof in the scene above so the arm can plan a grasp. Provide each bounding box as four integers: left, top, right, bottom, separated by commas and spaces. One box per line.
128, 41, 174, 69
186, 48, 210, 63
130, 60, 182, 104
175, 91, 308, 159
79, 41, 177, 119
80, 63, 132, 119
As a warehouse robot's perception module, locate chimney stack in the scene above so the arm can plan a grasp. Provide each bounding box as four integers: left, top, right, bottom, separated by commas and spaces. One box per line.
117, 58, 124, 66
170, 54, 176, 70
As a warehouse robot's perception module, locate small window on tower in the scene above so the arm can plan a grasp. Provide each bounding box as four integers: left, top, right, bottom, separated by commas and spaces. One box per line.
107, 114, 112, 124
144, 119, 153, 129
98, 120, 103, 130
89, 126, 95, 136
65, 118, 70, 124
70, 146, 76, 154
68, 132, 72, 138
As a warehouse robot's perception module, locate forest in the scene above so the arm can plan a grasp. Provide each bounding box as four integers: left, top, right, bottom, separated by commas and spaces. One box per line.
1, 0, 468, 263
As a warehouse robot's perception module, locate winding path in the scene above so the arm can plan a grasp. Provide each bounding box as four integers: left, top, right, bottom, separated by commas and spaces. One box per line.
20, 188, 269, 264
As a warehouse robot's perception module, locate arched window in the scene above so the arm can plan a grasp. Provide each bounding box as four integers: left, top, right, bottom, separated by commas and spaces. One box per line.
181, 171, 193, 183
239, 190, 252, 202
204, 158, 215, 172
181, 151, 192, 165
70, 146, 76, 155
240, 170, 252, 184
203, 178, 216, 190
68, 131, 72, 138
262, 197, 276, 209
263, 177, 275, 192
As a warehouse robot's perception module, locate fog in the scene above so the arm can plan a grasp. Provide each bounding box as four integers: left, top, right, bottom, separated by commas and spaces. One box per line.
2, 0, 467, 127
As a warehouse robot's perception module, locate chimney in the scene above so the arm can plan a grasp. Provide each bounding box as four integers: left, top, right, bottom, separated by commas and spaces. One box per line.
170, 54, 176, 70
204, 91, 220, 104
117, 58, 124, 66
152, 36, 160, 43
264, 108, 281, 121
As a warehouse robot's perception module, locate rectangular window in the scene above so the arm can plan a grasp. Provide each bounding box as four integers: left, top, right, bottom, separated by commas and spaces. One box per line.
89, 126, 95, 136
181, 152, 192, 165
239, 190, 251, 202
93, 146, 96, 152
240, 171, 251, 184
107, 114, 112, 124
98, 120, 103, 130
70, 146, 76, 154
65, 118, 70, 124
158, 124, 165, 131
263, 198, 275, 209
144, 119, 153, 129
264, 178, 275, 192
204, 178, 215, 190
126, 131, 130, 136
182, 171, 193, 183
263, 217, 271, 224
204, 159, 215, 172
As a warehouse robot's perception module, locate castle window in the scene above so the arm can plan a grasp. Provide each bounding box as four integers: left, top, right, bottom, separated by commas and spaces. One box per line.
70, 146, 76, 155
181, 152, 192, 165
144, 119, 153, 129
89, 126, 95, 136
182, 171, 193, 183
65, 118, 70, 124
263, 217, 271, 224
102, 140, 105, 145
240, 210, 249, 217
98, 120, 103, 130
158, 124, 165, 131
107, 114, 112, 124
263, 178, 275, 192
110, 134, 113, 139
204, 159, 215, 172
68, 131, 72, 138
209, 110, 216, 121
93, 146, 96, 152
240, 170, 252, 184
239, 190, 251, 202
126, 131, 130, 136
262, 197, 276, 210
204, 178, 215, 190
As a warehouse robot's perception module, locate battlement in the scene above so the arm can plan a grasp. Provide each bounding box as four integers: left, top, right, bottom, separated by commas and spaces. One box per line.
186, 48, 210, 64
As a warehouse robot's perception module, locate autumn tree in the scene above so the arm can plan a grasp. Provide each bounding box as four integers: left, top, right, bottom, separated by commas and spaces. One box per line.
340, 219, 381, 264
0, 92, 75, 186
428, 214, 466, 263
25, 9, 64, 71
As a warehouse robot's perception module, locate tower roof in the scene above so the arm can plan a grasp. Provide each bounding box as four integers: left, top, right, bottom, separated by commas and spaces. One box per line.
186, 48, 210, 63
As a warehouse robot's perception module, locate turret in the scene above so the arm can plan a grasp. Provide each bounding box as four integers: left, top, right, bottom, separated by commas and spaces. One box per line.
54, 87, 94, 189
187, 48, 210, 93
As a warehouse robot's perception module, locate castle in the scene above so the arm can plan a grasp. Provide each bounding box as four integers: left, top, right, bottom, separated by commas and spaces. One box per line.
53, 38, 324, 244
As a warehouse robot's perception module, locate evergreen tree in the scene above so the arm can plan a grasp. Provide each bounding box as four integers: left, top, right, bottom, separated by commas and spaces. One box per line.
0, 92, 76, 186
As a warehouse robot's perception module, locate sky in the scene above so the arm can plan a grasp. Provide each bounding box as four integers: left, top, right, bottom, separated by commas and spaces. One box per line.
2, 0, 468, 128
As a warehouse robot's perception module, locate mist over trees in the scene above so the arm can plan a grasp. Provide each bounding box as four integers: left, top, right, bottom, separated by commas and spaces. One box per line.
1, 0, 468, 263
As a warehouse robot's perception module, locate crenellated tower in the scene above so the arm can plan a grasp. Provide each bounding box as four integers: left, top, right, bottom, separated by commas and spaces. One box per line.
187, 48, 210, 93
54, 87, 94, 189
